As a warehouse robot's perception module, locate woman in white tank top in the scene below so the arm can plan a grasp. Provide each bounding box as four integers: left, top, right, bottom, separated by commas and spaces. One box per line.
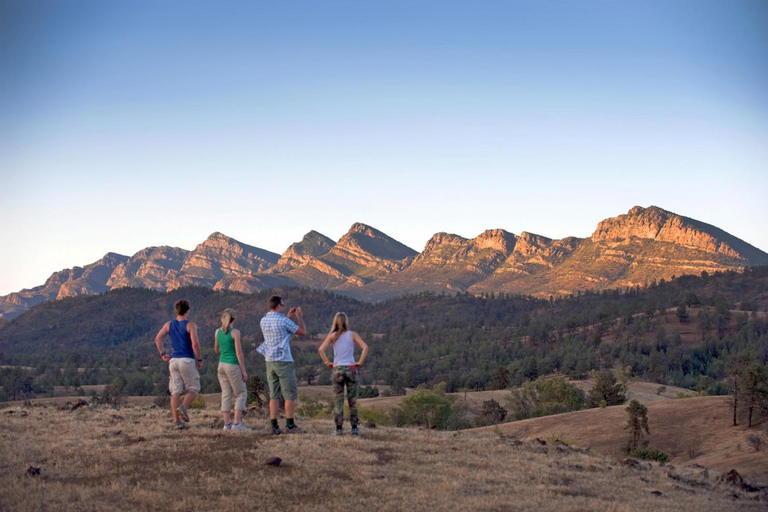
318, 312, 369, 436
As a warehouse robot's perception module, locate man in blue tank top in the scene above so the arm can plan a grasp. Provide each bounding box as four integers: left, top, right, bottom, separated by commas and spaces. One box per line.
154, 299, 203, 428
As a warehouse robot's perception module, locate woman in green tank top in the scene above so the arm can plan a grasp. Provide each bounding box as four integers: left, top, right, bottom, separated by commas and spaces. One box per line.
214, 308, 250, 431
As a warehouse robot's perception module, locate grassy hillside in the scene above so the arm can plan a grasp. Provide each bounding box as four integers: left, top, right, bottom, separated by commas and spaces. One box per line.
1, 402, 765, 511
475, 396, 768, 486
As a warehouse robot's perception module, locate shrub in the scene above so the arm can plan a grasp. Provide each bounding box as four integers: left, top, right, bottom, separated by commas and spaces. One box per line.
297, 394, 332, 419
247, 375, 266, 408
656, 386, 666, 396
631, 449, 669, 462
189, 394, 206, 409
153, 394, 171, 408
391, 384, 453, 429
625, 400, 650, 454
90, 385, 125, 407
685, 436, 704, 458
359, 385, 380, 399
547, 434, 576, 446
746, 433, 764, 452
358, 405, 391, 426
507, 377, 586, 420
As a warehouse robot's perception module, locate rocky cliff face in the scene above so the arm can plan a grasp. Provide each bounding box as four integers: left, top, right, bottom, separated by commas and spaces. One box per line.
269, 231, 336, 273
591, 206, 768, 264
1, 206, 766, 318
107, 246, 190, 291
170, 232, 280, 290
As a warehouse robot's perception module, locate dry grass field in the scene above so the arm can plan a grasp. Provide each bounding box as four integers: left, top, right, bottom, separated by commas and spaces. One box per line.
474, 396, 768, 486
1, 402, 766, 512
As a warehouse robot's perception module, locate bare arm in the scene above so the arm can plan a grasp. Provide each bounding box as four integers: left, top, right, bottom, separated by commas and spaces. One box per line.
352, 332, 368, 366
189, 322, 203, 370
233, 329, 247, 382
318, 334, 334, 368
293, 307, 307, 336
213, 329, 220, 354
154, 322, 171, 362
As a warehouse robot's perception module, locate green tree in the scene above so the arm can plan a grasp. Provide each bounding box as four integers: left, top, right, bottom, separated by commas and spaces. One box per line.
479, 399, 507, 425
587, 370, 626, 408
391, 384, 453, 429
625, 399, 650, 453
676, 304, 688, 323
507, 377, 586, 420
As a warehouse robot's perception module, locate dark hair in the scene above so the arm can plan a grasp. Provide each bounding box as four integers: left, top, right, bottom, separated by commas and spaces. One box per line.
268, 295, 282, 310
175, 299, 190, 316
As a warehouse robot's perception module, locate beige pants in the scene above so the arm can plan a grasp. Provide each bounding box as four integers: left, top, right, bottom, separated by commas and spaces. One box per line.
218, 362, 247, 412
169, 358, 201, 395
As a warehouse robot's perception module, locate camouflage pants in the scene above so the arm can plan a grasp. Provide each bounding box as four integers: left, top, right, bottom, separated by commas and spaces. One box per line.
332, 365, 358, 428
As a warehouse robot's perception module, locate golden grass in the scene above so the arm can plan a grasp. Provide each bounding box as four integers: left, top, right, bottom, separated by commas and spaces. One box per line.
474, 396, 768, 486
1, 403, 765, 511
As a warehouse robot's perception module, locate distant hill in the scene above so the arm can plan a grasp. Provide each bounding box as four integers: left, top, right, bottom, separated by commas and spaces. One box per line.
475, 395, 768, 486
1, 205, 767, 318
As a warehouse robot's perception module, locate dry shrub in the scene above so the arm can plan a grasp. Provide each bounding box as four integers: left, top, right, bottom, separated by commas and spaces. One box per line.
746, 434, 764, 452
686, 436, 704, 459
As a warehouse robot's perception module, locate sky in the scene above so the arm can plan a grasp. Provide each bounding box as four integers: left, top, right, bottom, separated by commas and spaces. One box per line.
1, 0, 767, 296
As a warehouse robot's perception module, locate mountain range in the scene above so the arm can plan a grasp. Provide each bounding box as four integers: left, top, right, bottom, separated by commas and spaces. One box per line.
1, 205, 766, 319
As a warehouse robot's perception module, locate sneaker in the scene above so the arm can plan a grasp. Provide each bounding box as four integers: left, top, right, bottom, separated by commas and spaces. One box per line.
223, 423, 232, 431
333, 428, 343, 436
176, 405, 190, 422
231, 423, 252, 432
175, 420, 186, 430
351, 427, 360, 437
285, 424, 304, 434
271, 425, 282, 436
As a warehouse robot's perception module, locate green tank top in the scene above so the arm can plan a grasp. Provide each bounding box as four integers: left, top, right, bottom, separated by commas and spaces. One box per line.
217, 329, 240, 365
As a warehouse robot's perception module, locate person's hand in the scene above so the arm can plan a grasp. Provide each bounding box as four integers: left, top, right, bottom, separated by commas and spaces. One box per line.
241, 371, 248, 383
287, 307, 297, 318
325, 362, 334, 369
161, 354, 171, 362
355, 361, 363, 367
295, 307, 302, 318
197, 360, 204, 371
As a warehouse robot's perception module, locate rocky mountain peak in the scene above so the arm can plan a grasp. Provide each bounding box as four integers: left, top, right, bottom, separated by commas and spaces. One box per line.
335, 223, 417, 261
270, 231, 336, 272
473, 229, 517, 254
591, 206, 766, 263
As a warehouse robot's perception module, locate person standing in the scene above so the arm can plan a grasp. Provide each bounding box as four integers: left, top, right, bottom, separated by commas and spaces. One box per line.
154, 299, 203, 428
257, 295, 306, 435
318, 312, 369, 436
214, 308, 250, 431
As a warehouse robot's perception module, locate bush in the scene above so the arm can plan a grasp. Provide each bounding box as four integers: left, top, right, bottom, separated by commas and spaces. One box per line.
358, 405, 391, 426
297, 394, 332, 419
189, 394, 206, 409
685, 436, 704, 458
507, 377, 586, 420
359, 385, 380, 398
90, 385, 125, 407
476, 399, 507, 426
746, 433, 764, 452
391, 384, 453, 429
631, 449, 669, 462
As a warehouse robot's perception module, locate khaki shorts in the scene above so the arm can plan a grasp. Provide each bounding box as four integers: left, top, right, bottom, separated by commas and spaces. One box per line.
169, 358, 201, 395
266, 361, 298, 401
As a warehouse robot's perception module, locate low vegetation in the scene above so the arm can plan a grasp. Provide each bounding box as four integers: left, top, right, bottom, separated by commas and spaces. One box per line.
1, 403, 765, 511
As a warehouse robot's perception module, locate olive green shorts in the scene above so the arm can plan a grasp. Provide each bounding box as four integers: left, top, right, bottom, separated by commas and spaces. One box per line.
266, 361, 298, 401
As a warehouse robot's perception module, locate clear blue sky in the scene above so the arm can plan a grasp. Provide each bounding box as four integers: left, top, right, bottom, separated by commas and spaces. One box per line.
1, 1, 767, 296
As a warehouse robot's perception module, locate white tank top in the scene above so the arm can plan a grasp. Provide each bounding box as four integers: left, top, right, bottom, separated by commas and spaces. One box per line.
333, 331, 355, 366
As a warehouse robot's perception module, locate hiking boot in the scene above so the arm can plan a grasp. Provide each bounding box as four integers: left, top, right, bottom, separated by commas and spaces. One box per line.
176, 405, 190, 422
351, 427, 360, 437
223, 423, 232, 431
231, 423, 252, 432
271, 425, 282, 436
333, 427, 343, 436
285, 424, 304, 434
175, 420, 186, 430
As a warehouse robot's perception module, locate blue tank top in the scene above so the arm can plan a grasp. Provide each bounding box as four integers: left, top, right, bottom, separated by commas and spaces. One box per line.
169, 319, 195, 359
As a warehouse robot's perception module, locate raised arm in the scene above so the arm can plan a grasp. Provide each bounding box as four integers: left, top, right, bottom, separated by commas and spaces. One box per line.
293, 307, 307, 336
352, 332, 368, 367
233, 329, 247, 382
154, 322, 171, 361
189, 322, 203, 371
